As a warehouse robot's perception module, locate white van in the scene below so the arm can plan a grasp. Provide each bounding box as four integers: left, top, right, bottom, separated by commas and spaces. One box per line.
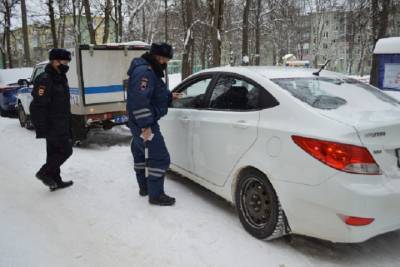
16, 42, 149, 141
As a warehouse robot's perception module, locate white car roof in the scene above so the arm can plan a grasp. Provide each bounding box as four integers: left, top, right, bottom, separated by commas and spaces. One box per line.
197, 66, 344, 79
374, 37, 400, 54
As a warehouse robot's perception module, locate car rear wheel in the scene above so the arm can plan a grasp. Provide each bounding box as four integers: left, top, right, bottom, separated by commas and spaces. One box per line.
235, 169, 289, 240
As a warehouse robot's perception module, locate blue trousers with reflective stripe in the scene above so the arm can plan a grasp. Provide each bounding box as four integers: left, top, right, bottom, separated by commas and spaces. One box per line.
130, 123, 171, 198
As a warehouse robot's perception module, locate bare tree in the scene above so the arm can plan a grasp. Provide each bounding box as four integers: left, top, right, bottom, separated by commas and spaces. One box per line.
72, 0, 83, 44
208, 0, 224, 67
181, 0, 194, 79
20, 0, 31, 65
0, 0, 19, 68
164, 0, 168, 42
254, 0, 262, 65
103, 0, 112, 43
48, 0, 58, 47
241, 0, 250, 65
83, 0, 96, 44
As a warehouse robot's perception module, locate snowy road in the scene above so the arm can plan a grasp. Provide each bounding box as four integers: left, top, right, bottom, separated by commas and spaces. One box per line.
1, 117, 400, 267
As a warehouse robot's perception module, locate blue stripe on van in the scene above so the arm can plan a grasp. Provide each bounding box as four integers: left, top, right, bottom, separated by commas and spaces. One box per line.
85, 85, 123, 94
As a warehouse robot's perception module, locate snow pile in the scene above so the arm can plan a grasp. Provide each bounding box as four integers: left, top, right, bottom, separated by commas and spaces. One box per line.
349, 75, 370, 84
1, 117, 400, 266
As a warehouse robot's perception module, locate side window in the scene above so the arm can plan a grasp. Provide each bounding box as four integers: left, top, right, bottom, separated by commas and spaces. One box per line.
172, 77, 212, 109
209, 75, 279, 111
31, 66, 45, 83
209, 76, 261, 111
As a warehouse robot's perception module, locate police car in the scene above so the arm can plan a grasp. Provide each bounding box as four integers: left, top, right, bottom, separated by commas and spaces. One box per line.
0, 67, 32, 117
16, 42, 149, 141
161, 66, 400, 243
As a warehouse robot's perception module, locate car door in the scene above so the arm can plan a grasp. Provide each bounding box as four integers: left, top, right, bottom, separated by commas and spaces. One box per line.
191, 74, 266, 186
160, 74, 214, 173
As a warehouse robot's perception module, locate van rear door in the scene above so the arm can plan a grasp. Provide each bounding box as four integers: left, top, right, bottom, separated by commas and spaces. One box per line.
79, 45, 148, 105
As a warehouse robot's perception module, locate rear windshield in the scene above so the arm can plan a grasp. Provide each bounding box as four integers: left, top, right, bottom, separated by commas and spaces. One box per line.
271, 77, 400, 110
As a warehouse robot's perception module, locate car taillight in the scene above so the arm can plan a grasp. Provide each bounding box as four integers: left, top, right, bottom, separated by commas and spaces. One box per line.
292, 135, 381, 175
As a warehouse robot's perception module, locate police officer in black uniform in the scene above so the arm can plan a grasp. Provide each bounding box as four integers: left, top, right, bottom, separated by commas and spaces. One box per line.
30, 48, 74, 191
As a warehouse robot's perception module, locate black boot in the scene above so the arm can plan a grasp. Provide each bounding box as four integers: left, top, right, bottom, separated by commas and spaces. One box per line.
35, 170, 57, 187
139, 188, 148, 197
50, 177, 74, 192
149, 193, 176, 206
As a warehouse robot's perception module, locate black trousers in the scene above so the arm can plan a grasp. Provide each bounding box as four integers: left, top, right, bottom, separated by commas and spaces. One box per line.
39, 137, 73, 182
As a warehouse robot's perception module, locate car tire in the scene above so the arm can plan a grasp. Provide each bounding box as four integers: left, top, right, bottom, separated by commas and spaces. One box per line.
0, 106, 7, 117
17, 103, 27, 127
235, 169, 289, 240
17, 103, 34, 129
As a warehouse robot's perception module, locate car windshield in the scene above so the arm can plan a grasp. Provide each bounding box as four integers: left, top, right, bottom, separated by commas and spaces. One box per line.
271, 77, 400, 110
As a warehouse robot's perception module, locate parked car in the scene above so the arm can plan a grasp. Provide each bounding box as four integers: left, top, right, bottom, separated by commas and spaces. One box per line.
16, 42, 149, 141
160, 66, 400, 243
0, 68, 32, 116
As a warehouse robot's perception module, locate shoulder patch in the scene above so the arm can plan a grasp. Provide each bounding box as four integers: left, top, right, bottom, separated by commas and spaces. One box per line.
38, 85, 46, 96
140, 76, 149, 91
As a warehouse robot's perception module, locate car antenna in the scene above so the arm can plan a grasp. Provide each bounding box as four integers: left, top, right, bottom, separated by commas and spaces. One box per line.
313, 59, 331, 76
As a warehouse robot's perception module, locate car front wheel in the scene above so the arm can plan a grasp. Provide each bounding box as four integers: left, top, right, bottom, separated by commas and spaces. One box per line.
235, 169, 289, 240
18, 103, 34, 129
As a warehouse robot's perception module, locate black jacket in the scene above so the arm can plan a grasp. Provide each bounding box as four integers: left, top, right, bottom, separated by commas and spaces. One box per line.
30, 64, 71, 139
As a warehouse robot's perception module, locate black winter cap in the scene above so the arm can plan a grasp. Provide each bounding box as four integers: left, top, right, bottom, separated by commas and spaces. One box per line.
49, 48, 71, 61
150, 43, 173, 59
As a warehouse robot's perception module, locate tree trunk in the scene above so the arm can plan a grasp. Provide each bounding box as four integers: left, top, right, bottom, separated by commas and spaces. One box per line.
48, 0, 58, 48
142, 6, 146, 41
164, 0, 168, 42
103, 0, 111, 43
57, 0, 66, 48
20, 0, 31, 66
181, 0, 194, 80
208, 0, 224, 67
83, 0, 96, 44
4, 0, 13, 68
242, 0, 250, 65
118, 0, 123, 42
255, 0, 261, 65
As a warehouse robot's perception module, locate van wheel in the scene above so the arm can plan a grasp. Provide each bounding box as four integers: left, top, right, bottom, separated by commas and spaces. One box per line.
235, 169, 289, 240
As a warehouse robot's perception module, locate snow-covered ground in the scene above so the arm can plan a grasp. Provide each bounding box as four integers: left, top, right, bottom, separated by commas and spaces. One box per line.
1, 117, 400, 267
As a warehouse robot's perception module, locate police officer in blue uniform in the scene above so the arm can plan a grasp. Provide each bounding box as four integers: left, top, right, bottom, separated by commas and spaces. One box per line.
127, 43, 180, 206
30, 48, 74, 191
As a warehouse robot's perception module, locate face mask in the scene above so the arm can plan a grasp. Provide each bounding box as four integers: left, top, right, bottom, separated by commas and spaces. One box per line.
59, 64, 69, 74
161, 63, 167, 70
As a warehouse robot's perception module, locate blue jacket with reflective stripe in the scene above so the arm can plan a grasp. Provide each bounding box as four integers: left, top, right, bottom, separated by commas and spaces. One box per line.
126, 57, 171, 129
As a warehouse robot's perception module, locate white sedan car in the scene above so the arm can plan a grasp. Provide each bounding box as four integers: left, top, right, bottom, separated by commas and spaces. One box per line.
160, 66, 400, 243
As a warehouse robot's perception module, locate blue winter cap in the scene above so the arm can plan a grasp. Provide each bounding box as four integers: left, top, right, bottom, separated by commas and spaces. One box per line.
49, 48, 71, 61
150, 42, 173, 59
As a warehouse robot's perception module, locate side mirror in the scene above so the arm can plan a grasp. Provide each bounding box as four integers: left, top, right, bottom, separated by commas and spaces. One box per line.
18, 79, 29, 87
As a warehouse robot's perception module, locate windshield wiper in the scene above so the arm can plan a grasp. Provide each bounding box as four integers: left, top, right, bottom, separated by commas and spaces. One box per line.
313, 59, 331, 76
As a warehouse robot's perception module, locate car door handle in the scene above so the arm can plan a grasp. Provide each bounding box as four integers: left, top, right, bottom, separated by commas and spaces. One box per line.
233, 120, 250, 129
